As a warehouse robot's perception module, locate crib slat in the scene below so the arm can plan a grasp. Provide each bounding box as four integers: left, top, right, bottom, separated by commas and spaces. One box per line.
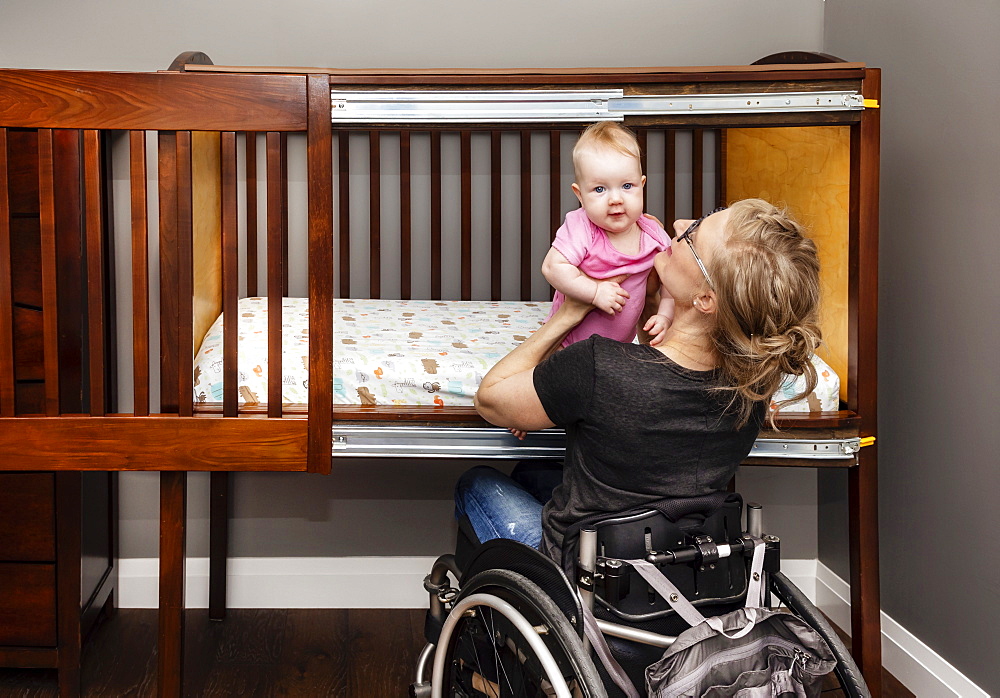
549, 130, 560, 242
692, 128, 704, 216
221, 132, 239, 418
158, 132, 179, 412
399, 131, 412, 300
430, 131, 442, 300
266, 132, 284, 417
490, 131, 501, 301
337, 131, 350, 298
176, 132, 194, 417
37, 130, 60, 416
129, 131, 150, 416
246, 132, 258, 297
637, 128, 648, 179
519, 130, 531, 301
0, 129, 14, 416
53, 131, 87, 415
460, 130, 471, 301
369, 131, 381, 299
83, 130, 105, 416
280, 134, 289, 297
715, 129, 725, 208
306, 73, 333, 475
664, 130, 676, 224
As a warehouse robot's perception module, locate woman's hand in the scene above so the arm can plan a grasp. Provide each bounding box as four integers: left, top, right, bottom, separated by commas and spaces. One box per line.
554, 292, 596, 324
643, 212, 665, 229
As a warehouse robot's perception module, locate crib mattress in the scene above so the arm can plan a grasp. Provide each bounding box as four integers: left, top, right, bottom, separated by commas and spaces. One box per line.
192, 297, 839, 412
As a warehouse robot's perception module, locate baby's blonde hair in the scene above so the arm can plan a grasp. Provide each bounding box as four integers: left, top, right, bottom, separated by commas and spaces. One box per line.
572, 122, 641, 181
709, 199, 823, 427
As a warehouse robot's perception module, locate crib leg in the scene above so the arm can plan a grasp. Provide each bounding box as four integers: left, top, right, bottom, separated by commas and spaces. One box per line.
158, 471, 187, 698
209, 471, 230, 621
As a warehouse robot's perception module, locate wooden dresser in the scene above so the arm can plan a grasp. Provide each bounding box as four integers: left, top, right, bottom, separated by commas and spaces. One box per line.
2, 128, 117, 697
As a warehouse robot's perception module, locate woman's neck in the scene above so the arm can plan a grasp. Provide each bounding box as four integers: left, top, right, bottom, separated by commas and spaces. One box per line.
653, 319, 717, 370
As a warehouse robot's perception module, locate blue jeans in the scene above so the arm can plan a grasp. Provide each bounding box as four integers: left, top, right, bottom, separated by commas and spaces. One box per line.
454, 462, 562, 549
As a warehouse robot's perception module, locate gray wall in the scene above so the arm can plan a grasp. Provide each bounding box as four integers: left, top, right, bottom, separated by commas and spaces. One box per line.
0, 0, 822, 71
824, 1, 1000, 693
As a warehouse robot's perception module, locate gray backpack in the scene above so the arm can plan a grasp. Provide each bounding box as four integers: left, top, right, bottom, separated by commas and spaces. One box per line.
584, 540, 837, 698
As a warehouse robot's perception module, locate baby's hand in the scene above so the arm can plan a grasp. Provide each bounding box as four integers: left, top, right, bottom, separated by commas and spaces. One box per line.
508, 427, 527, 441
593, 280, 630, 315
643, 314, 671, 346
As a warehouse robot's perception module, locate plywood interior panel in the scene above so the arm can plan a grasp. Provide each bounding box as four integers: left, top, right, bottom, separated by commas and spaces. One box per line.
725, 126, 850, 402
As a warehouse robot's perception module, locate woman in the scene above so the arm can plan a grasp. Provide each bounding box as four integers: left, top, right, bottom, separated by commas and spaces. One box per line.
458, 199, 822, 566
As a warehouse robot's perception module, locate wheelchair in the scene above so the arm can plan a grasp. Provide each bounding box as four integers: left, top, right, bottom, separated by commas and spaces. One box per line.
410, 493, 870, 698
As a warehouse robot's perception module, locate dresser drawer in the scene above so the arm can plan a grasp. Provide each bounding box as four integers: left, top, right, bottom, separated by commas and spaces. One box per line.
0, 563, 57, 646
0, 473, 56, 561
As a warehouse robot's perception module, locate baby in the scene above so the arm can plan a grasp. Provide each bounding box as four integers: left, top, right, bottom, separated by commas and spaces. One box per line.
542, 121, 673, 347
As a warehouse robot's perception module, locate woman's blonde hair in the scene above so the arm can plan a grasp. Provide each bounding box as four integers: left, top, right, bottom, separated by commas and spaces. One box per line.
572, 122, 641, 180
709, 199, 823, 427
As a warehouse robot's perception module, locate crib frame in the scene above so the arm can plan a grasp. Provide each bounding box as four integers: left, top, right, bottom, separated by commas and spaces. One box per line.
0, 54, 880, 696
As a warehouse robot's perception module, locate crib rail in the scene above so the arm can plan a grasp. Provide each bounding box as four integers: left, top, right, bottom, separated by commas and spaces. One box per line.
0, 68, 332, 473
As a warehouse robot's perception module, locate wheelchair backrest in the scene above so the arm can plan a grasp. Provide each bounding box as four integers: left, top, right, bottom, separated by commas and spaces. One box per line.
593, 496, 748, 622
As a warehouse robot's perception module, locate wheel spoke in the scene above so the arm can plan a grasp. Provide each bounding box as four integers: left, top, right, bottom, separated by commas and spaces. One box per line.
484, 606, 516, 696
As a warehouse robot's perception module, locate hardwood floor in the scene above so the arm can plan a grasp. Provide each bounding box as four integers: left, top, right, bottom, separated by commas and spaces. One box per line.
0, 608, 913, 697
0, 609, 425, 697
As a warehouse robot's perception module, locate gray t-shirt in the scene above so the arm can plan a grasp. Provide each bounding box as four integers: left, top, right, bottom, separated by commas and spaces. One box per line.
533, 336, 763, 565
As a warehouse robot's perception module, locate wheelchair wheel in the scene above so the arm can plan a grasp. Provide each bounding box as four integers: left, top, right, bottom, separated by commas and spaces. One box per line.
769, 572, 871, 698
433, 568, 607, 698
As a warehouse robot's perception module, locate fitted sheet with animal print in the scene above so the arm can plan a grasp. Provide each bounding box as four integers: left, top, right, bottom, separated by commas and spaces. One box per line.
192, 297, 840, 411
192, 297, 549, 408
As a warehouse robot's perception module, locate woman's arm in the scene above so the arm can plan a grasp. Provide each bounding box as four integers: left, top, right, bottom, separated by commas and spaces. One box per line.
474, 297, 592, 430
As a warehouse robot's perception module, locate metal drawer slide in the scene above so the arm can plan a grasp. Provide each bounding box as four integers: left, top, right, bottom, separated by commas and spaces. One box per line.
331, 425, 860, 461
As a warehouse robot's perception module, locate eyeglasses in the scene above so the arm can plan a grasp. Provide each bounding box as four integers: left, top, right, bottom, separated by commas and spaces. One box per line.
675, 206, 726, 289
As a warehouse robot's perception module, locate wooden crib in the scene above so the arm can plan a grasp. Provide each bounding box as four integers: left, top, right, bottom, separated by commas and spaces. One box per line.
0, 52, 881, 696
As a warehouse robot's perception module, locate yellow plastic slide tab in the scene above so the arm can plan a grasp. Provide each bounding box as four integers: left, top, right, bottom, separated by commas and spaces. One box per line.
863, 99, 880, 109
859, 436, 876, 448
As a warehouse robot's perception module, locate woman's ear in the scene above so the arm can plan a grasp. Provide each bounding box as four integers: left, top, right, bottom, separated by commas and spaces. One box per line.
694, 292, 717, 315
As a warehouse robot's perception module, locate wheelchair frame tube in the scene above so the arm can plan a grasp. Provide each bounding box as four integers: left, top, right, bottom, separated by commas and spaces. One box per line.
579, 528, 598, 654
747, 501, 763, 537
595, 618, 676, 649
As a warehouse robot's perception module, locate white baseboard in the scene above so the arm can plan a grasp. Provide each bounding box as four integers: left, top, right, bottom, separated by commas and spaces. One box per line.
119, 556, 987, 697
814, 562, 988, 698
118, 556, 441, 609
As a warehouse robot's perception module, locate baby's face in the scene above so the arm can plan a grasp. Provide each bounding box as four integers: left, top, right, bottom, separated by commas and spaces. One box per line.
572, 147, 645, 236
